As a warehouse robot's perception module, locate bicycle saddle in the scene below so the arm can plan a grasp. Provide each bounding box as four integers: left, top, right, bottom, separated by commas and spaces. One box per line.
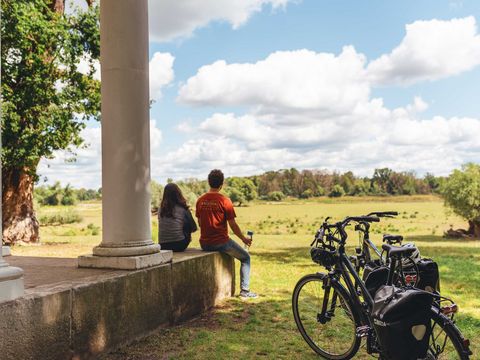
382, 243, 417, 258
383, 234, 403, 243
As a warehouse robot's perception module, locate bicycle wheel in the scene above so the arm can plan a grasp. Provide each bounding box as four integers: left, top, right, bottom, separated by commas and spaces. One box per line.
292, 273, 361, 359
426, 309, 471, 360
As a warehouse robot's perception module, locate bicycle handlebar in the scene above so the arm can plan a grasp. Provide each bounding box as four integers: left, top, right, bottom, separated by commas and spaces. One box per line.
366, 211, 398, 217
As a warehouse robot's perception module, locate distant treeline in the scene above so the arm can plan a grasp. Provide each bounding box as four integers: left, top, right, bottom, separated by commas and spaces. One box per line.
35, 182, 102, 206
155, 168, 444, 207
35, 168, 444, 208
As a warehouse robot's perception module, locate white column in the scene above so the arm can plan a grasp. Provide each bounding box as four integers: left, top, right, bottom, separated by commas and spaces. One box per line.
0, 131, 24, 302
78, 0, 171, 270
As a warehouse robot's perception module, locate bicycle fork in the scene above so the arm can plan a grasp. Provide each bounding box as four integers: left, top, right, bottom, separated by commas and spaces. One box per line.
318, 277, 338, 324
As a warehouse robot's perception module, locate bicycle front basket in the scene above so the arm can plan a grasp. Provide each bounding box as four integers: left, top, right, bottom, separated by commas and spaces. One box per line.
310, 247, 336, 267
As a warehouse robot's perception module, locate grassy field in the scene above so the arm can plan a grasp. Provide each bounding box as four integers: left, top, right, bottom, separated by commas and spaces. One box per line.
11, 195, 480, 359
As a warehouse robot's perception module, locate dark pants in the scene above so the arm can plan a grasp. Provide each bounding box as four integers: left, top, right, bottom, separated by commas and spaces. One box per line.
161, 237, 191, 252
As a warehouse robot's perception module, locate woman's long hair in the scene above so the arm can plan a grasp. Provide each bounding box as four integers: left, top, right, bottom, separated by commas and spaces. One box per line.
160, 183, 189, 218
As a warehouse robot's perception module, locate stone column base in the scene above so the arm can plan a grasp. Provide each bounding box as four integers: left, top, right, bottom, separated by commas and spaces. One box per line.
78, 250, 173, 270
2, 246, 11, 256
0, 266, 24, 303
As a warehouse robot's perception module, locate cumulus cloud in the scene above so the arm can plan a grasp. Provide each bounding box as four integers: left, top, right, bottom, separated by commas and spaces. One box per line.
167, 17, 480, 180
367, 16, 480, 85
149, 52, 175, 100
148, 0, 292, 42
38, 126, 102, 189
77, 54, 101, 80
179, 47, 369, 116
153, 103, 480, 181
38, 121, 163, 189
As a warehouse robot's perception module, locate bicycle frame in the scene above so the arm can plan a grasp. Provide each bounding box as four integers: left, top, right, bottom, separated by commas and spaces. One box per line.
332, 245, 375, 324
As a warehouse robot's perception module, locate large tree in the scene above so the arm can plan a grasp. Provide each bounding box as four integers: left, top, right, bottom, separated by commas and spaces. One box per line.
1, 0, 100, 244
442, 163, 480, 238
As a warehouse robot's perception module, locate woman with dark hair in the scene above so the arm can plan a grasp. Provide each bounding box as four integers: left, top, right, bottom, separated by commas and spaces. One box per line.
158, 183, 197, 252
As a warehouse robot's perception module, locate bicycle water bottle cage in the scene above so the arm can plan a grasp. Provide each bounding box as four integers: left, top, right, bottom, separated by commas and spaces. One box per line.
383, 234, 403, 244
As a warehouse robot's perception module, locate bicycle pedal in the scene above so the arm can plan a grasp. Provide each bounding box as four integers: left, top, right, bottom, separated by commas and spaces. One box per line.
356, 325, 371, 338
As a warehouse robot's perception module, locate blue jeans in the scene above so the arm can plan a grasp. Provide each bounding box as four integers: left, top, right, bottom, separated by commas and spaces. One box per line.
202, 239, 251, 291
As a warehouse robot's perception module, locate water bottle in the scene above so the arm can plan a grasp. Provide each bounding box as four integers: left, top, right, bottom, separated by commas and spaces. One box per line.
245, 230, 254, 251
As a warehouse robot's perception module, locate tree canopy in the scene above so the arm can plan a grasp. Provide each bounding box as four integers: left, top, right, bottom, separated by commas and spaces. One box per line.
1, 0, 100, 174
1, 0, 100, 244
442, 163, 480, 237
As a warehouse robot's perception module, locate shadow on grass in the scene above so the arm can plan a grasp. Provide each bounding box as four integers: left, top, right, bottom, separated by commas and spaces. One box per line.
408, 234, 480, 244
253, 247, 311, 265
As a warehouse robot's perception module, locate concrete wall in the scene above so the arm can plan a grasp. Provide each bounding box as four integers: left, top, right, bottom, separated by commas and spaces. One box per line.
0, 252, 235, 360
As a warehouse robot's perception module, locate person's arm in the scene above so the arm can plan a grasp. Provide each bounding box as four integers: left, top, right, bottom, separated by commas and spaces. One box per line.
228, 218, 251, 246
185, 209, 198, 233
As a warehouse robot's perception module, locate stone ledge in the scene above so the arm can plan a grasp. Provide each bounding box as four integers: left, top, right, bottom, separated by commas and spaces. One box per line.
78, 250, 173, 270
0, 250, 235, 360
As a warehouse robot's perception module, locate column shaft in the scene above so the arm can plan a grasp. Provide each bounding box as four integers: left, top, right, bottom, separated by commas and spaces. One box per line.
93, 0, 159, 257
79, 0, 173, 269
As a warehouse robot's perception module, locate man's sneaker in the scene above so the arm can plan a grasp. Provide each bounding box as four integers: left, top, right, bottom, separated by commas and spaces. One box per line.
239, 290, 258, 299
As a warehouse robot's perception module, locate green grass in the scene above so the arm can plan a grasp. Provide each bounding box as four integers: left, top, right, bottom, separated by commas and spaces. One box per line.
10, 196, 479, 358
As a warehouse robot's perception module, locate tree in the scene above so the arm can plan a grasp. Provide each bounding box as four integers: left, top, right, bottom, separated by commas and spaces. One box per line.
1, 0, 100, 244
442, 163, 480, 238
150, 180, 163, 210
226, 177, 257, 206
227, 188, 246, 206
372, 168, 393, 195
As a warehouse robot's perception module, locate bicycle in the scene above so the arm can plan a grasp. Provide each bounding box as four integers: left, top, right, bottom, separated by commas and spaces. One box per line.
292, 216, 472, 359
350, 211, 423, 291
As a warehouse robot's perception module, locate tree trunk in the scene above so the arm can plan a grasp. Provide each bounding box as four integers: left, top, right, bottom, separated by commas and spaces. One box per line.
2, 168, 39, 245
49, 0, 65, 13
468, 220, 480, 238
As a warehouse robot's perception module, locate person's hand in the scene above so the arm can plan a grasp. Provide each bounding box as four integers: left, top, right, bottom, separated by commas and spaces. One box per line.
242, 235, 252, 247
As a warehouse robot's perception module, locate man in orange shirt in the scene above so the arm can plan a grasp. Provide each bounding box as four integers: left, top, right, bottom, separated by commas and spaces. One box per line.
196, 169, 257, 298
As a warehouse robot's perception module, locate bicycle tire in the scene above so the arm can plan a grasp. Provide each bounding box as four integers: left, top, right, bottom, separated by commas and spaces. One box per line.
427, 308, 471, 360
292, 273, 361, 359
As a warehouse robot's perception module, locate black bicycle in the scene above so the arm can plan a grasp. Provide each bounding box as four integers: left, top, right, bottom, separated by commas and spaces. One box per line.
292, 216, 472, 359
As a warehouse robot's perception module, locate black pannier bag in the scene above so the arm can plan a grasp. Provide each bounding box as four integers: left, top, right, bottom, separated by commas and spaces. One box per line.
363, 261, 388, 298
372, 285, 433, 360
403, 258, 440, 292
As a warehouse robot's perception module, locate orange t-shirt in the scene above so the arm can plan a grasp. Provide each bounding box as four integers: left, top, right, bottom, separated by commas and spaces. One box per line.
196, 192, 236, 246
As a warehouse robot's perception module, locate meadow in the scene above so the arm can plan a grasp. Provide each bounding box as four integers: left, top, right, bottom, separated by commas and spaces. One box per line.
11, 195, 480, 359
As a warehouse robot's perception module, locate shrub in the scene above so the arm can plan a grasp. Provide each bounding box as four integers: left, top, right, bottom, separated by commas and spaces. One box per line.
329, 185, 345, 198
300, 189, 314, 199
39, 210, 83, 226
267, 191, 285, 201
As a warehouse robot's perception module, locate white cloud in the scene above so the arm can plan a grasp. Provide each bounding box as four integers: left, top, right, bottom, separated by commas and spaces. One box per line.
149, 52, 175, 100
38, 121, 163, 189
367, 17, 480, 85
179, 47, 369, 115
175, 122, 194, 133
148, 0, 292, 42
151, 105, 480, 181
77, 54, 101, 80
38, 126, 102, 189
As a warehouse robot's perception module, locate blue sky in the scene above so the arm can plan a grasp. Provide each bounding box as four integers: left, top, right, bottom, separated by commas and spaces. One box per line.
40, 0, 480, 188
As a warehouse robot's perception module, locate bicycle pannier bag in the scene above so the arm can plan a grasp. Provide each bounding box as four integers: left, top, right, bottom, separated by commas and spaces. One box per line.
404, 258, 440, 292
363, 262, 388, 298
372, 285, 433, 360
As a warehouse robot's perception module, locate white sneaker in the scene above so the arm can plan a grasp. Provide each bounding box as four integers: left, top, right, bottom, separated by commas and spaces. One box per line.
239, 290, 258, 299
